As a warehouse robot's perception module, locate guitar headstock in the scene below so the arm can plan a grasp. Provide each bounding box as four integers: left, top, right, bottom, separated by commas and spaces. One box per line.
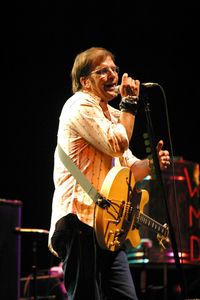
156, 223, 170, 250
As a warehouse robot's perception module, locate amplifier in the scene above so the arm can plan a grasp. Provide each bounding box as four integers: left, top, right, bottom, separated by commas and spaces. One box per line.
0, 199, 22, 300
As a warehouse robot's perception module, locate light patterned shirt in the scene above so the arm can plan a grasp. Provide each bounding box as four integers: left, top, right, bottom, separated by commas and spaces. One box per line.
48, 91, 139, 251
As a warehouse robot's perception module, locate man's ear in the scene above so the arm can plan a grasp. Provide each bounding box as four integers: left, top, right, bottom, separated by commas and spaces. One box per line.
80, 76, 90, 89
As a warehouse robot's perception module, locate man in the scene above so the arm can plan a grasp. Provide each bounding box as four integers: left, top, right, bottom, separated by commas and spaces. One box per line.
48, 47, 170, 300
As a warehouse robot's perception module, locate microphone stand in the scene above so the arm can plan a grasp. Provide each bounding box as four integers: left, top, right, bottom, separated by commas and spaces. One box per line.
140, 87, 187, 300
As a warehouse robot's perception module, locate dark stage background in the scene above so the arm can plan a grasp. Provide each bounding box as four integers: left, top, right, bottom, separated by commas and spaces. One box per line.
1, 0, 199, 283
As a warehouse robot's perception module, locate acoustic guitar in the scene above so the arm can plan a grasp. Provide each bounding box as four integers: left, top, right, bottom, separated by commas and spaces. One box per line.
95, 166, 170, 252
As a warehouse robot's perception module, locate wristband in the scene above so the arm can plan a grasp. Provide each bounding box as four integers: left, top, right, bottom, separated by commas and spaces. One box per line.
119, 96, 139, 115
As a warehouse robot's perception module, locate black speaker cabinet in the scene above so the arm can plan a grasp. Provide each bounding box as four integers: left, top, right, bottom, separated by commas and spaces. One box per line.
0, 199, 22, 300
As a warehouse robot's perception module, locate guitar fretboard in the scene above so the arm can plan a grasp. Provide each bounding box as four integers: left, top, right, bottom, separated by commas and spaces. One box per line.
136, 210, 168, 237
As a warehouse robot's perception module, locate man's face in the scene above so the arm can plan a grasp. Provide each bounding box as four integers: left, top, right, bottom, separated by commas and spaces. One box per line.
88, 56, 119, 102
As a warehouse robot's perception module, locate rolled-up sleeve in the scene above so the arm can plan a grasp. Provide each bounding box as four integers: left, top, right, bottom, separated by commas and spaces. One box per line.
64, 97, 129, 157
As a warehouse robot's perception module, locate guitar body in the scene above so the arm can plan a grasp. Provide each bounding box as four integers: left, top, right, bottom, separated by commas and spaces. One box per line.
95, 166, 149, 251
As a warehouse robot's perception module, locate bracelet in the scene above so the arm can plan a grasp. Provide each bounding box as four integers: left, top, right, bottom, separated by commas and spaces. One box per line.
119, 97, 139, 115
122, 95, 139, 102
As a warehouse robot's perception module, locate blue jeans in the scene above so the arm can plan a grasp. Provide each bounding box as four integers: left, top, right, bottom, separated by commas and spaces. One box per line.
52, 214, 138, 300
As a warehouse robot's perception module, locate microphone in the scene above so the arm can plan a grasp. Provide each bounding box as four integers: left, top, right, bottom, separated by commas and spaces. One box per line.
114, 82, 159, 95
141, 82, 159, 88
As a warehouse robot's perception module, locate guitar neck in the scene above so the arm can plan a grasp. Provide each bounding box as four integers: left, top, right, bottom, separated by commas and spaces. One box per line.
136, 210, 168, 237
